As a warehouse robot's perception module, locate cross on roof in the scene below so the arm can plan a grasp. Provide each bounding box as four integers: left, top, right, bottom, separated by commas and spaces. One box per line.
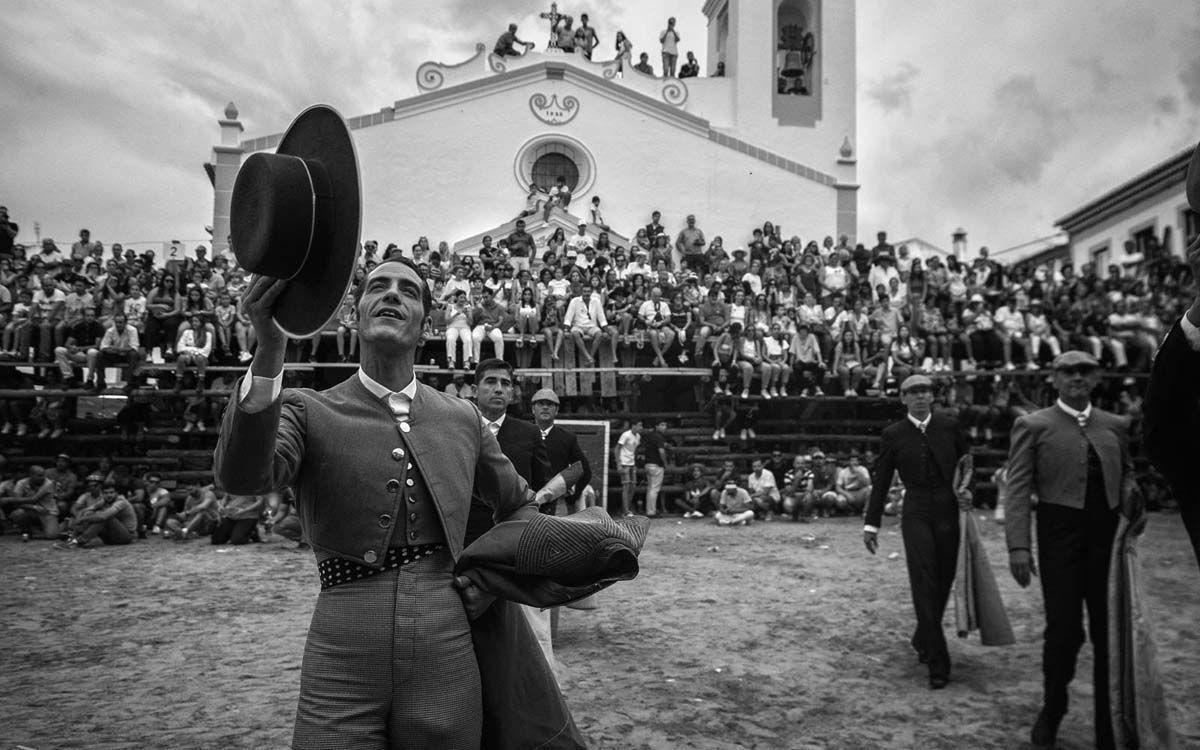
540, 2, 565, 47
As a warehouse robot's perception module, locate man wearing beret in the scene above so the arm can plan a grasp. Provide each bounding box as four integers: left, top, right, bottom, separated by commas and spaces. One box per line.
1005, 350, 1133, 750
863, 374, 972, 690
1144, 233, 1200, 569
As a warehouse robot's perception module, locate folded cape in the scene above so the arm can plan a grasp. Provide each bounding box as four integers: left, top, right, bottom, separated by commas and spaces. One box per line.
1109, 510, 1178, 750
953, 510, 1015, 646
456, 506, 649, 608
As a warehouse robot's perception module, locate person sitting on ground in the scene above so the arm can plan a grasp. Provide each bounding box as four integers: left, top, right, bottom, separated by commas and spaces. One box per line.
144, 473, 175, 534
0, 465, 58, 540
65, 473, 105, 536
834, 452, 872, 514
211, 492, 265, 546
55, 480, 137, 550
677, 463, 713, 518
714, 481, 755, 526
746, 457, 781, 519
633, 52, 654, 76
174, 311, 212, 395
266, 488, 307, 549
803, 450, 840, 519
780, 454, 815, 521
46, 453, 80, 520
164, 482, 220, 540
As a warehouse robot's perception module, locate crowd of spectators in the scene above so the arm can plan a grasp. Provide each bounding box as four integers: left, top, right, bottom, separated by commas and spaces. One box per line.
0, 450, 300, 550
0, 202, 1187, 537
347, 210, 1191, 404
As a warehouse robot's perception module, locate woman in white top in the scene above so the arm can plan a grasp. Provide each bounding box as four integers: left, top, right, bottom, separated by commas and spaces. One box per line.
728, 289, 748, 331
760, 323, 793, 398
442, 290, 474, 369
741, 259, 764, 297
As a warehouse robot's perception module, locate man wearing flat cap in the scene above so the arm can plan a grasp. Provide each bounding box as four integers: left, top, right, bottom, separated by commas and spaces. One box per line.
214, 106, 573, 749
864, 373, 972, 690
531, 388, 592, 514
1004, 349, 1134, 750
1144, 210, 1200, 570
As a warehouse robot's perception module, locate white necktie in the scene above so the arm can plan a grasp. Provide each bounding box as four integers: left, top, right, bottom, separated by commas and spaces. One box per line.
487, 421, 500, 437
386, 393, 412, 433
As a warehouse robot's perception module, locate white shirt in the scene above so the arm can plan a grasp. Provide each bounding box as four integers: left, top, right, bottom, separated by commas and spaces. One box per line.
1180, 312, 1200, 350
906, 412, 932, 433
481, 412, 507, 436
617, 429, 640, 466
1055, 398, 1092, 425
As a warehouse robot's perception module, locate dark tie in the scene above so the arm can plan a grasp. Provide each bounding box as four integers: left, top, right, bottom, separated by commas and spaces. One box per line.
387, 392, 412, 433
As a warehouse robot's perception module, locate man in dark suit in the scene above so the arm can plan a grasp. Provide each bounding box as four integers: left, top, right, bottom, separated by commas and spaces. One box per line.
469, 358, 552, 544
472, 358, 558, 676
218, 260, 548, 749
530, 388, 592, 513
1144, 233, 1200, 569
864, 374, 972, 690
1005, 350, 1134, 750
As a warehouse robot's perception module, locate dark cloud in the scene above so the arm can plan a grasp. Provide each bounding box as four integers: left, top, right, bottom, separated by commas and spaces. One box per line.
987, 75, 1073, 184
865, 62, 919, 115
1155, 95, 1180, 115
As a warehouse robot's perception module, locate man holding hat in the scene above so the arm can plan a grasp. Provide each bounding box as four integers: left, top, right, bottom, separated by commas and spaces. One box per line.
531, 388, 592, 515
214, 106, 554, 748
1005, 350, 1134, 750
864, 373, 972, 689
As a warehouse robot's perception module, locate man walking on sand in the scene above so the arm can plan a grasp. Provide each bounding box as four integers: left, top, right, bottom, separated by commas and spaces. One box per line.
864, 374, 972, 690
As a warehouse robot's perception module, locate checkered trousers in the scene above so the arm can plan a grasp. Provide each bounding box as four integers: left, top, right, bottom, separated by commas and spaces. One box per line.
292, 548, 482, 749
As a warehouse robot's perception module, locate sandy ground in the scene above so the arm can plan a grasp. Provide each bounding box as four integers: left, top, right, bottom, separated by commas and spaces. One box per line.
1, 513, 1197, 750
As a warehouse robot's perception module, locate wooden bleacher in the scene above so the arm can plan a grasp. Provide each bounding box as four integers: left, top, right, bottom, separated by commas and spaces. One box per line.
0, 344, 1155, 510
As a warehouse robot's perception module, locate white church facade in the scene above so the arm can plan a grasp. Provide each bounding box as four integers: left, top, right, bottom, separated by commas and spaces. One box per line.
209, 0, 857, 258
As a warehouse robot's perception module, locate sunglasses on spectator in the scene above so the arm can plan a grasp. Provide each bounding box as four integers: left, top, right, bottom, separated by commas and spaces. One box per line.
1056, 365, 1097, 376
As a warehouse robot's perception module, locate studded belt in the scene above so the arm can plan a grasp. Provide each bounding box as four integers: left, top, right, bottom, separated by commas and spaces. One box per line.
317, 543, 445, 590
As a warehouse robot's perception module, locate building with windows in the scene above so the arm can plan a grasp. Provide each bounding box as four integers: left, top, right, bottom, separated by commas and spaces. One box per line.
1055, 147, 1196, 273
208, 0, 858, 259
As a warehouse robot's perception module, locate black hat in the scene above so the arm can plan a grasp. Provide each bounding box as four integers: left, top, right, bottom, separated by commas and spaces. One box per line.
230, 105, 362, 338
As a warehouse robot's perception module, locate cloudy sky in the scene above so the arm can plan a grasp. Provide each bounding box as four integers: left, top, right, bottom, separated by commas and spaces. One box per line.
3, 0, 1200, 259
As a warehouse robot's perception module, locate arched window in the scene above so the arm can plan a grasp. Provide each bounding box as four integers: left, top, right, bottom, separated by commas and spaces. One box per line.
777, 0, 815, 96
531, 152, 580, 192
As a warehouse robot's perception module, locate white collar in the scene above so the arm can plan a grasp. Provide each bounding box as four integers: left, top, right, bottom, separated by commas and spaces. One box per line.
907, 412, 932, 431
357, 368, 416, 401
1056, 398, 1092, 423
482, 412, 507, 429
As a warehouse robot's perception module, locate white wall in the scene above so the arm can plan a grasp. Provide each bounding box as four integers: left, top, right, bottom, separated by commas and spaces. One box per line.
341, 75, 839, 251
1068, 188, 1188, 269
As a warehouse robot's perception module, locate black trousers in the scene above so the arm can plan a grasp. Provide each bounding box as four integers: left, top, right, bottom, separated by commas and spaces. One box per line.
901, 504, 960, 679
1036, 493, 1119, 749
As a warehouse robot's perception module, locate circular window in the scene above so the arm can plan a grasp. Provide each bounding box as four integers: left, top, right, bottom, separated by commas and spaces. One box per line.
514, 134, 596, 199
532, 153, 580, 192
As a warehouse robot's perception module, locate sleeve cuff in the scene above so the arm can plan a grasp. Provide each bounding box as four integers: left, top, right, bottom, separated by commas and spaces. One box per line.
238, 369, 283, 413
863, 525, 879, 534
1179, 314, 1200, 351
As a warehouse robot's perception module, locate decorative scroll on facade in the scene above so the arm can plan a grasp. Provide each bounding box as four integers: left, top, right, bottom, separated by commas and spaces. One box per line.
416, 43, 487, 92
529, 93, 581, 125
